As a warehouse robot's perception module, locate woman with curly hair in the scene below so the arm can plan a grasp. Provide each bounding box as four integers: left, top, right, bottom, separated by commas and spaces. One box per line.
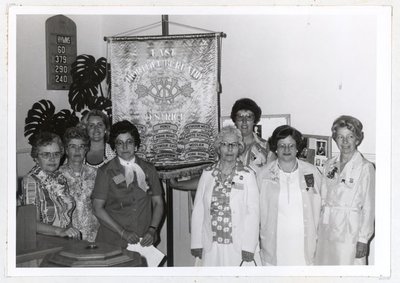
20, 132, 80, 239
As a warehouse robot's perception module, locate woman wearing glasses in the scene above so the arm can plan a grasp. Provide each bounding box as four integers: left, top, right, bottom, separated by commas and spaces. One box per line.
230, 98, 276, 171
191, 126, 259, 266
257, 125, 322, 265
59, 127, 99, 242
92, 120, 164, 248
20, 132, 80, 239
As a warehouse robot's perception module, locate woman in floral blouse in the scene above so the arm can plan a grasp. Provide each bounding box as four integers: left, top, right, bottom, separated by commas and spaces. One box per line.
59, 127, 99, 242
315, 116, 375, 265
257, 125, 322, 265
191, 126, 259, 266
21, 132, 80, 239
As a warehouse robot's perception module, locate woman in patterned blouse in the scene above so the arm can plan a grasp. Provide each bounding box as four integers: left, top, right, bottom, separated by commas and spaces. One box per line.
20, 132, 80, 239
59, 127, 99, 242
190, 126, 260, 266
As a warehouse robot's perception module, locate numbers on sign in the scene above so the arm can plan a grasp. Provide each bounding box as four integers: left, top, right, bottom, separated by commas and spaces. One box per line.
55, 75, 68, 83
57, 45, 66, 54
55, 55, 67, 64
55, 65, 68, 73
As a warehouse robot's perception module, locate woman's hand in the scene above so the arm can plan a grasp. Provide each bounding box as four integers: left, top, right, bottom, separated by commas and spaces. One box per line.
191, 248, 203, 259
122, 230, 140, 244
140, 227, 157, 247
355, 241, 368, 258
58, 227, 81, 239
241, 250, 255, 262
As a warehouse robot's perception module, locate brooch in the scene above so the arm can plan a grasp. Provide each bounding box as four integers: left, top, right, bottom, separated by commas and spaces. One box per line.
304, 174, 314, 191
327, 166, 338, 179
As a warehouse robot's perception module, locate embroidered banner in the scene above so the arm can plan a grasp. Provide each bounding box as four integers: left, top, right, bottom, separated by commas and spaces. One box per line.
108, 33, 222, 171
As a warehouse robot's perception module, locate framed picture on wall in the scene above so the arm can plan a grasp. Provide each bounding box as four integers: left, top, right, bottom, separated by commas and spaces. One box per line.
300, 134, 332, 172
220, 114, 291, 141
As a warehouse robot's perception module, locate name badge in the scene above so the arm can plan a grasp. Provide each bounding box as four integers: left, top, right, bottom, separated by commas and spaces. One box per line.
113, 174, 125, 185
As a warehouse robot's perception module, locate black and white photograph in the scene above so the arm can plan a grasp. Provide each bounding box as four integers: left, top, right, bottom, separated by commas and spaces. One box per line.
316, 141, 326, 156
2, 3, 395, 282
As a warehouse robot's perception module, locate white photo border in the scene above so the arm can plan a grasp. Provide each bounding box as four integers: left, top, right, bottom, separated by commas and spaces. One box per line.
7, 5, 391, 278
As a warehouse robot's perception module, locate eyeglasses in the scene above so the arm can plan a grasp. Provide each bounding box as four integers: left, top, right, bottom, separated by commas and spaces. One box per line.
115, 139, 135, 148
277, 143, 297, 151
38, 152, 62, 159
220, 142, 239, 149
235, 114, 255, 122
68, 144, 88, 150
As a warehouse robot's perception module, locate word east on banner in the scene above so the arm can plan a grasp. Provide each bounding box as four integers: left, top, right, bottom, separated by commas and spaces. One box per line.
109, 35, 220, 170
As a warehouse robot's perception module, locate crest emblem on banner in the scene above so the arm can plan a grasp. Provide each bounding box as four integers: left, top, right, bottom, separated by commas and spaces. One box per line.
136, 77, 194, 104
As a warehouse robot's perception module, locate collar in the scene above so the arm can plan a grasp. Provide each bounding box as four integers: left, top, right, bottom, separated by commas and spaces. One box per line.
118, 156, 136, 167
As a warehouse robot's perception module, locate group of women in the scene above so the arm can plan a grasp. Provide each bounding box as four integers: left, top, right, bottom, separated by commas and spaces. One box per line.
189, 98, 375, 267
19, 98, 375, 267
20, 110, 164, 249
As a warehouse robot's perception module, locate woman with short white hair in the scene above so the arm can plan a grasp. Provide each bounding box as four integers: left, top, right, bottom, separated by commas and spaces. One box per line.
191, 125, 259, 266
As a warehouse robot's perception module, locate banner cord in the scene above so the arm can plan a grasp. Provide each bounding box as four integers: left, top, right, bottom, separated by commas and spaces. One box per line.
105, 20, 222, 39
110, 21, 162, 37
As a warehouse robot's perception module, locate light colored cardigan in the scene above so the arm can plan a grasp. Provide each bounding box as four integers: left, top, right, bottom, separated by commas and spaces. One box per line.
191, 166, 260, 254
257, 159, 322, 265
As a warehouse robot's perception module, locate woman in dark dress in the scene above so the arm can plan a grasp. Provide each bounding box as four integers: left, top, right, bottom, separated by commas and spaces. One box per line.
92, 120, 164, 248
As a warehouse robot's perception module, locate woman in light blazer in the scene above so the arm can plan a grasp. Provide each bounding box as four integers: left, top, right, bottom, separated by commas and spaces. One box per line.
257, 125, 322, 265
191, 126, 259, 266
316, 115, 375, 265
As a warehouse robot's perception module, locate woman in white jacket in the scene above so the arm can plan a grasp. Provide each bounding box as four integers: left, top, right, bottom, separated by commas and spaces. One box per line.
316, 115, 375, 265
190, 126, 260, 266
257, 125, 322, 265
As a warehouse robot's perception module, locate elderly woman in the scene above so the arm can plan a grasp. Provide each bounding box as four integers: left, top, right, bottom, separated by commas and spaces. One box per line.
92, 120, 164, 248
316, 115, 375, 265
191, 125, 259, 266
80, 109, 115, 168
257, 125, 321, 265
59, 127, 99, 242
20, 132, 80, 239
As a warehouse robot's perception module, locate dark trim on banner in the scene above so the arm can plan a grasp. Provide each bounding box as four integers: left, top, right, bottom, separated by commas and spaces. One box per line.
104, 32, 226, 42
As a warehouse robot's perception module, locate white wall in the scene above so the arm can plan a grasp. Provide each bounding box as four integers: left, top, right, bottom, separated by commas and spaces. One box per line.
15, 12, 378, 267
171, 14, 376, 156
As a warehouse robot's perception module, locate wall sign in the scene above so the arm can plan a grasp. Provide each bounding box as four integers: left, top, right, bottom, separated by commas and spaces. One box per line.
45, 15, 77, 90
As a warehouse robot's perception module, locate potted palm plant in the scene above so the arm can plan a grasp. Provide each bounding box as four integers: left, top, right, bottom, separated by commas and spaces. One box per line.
24, 54, 112, 144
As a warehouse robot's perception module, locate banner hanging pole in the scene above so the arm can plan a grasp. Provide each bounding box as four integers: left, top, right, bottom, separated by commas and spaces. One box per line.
161, 14, 174, 268
162, 15, 169, 36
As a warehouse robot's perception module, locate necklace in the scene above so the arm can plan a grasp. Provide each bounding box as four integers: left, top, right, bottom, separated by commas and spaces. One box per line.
212, 161, 237, 186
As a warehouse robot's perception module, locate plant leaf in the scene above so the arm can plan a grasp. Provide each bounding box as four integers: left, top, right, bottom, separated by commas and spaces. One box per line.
68, 81, 98, 112
24, 100, 57, 144
69, 55, 108, 111
71, 55, 107, 86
